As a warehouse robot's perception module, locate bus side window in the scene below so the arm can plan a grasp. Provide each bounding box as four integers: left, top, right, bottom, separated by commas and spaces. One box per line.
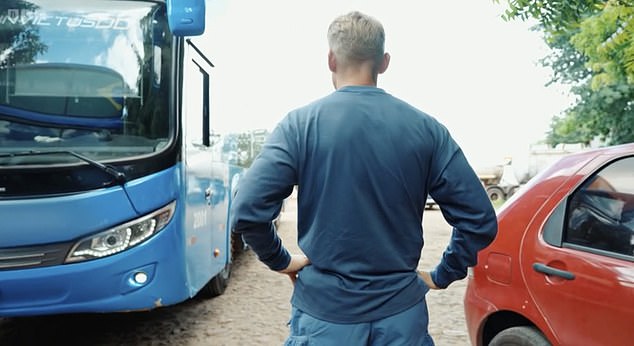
183, 40, 212, 147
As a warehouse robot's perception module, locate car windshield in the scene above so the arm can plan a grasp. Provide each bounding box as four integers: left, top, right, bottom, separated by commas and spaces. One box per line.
0, 0, 172, 165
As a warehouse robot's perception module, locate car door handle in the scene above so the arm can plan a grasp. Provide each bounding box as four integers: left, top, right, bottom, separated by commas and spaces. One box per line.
532, 263, 575, 280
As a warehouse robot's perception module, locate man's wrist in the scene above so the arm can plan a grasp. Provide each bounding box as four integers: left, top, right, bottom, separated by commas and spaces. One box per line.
263, 247, 291, 271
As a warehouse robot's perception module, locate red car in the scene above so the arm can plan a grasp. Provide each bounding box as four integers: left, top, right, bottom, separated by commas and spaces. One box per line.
464, 143, 634, 346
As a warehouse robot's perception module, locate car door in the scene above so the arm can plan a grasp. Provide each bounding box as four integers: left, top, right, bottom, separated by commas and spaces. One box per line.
521, 156, 634, 346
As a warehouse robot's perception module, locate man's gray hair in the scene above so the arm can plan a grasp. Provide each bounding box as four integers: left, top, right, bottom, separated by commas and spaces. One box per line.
327, 11, 385, 67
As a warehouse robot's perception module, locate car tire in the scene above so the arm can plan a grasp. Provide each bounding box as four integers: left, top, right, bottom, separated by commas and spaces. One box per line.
489, 326, 550, 346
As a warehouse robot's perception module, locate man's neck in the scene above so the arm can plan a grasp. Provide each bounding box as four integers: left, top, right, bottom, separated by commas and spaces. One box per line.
332, 60, 378, 89
334, 75, 377, 89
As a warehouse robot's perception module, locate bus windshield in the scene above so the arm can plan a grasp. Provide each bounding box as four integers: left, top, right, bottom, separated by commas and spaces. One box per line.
0, 0, 172, 165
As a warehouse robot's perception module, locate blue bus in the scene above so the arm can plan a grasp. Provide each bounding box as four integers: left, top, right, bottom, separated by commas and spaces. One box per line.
0, 0, 244, 316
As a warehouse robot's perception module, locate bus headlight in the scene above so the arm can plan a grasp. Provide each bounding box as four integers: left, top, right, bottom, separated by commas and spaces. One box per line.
66, 201, 176, 263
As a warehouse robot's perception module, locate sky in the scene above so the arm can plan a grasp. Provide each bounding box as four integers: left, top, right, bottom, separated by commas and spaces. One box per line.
202, 0, 573, 174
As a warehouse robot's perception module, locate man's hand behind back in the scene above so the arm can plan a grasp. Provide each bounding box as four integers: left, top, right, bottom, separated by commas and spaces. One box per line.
417, 270, 440, 290
278, 254, 310, 284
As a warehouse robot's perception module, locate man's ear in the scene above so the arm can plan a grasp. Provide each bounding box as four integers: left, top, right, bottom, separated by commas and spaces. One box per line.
328, 50, 337, 73
378, 52, 390, 74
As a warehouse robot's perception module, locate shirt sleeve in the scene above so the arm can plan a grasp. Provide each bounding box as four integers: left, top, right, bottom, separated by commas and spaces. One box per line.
230, 119, 298, 271
427, 131, 498, 289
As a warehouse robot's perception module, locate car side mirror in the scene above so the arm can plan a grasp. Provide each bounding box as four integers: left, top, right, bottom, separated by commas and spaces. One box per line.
167, 0, 205, 36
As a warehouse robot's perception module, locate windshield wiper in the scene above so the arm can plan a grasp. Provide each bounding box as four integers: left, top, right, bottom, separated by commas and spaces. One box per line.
0, 150, 127, 185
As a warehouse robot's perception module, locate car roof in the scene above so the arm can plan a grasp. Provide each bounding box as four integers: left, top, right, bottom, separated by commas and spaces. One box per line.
498, 143, 634, 216
539, 143, 634, 182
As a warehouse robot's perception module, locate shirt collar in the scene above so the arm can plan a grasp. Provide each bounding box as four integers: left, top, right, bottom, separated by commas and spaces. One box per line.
337, 85, 386, 94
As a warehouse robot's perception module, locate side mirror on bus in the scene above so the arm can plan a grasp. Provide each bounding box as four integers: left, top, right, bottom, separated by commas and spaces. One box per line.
167, 0, 206, 36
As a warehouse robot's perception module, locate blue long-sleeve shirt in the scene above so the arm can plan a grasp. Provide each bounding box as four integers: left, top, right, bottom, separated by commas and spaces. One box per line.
230, 85, 497, 323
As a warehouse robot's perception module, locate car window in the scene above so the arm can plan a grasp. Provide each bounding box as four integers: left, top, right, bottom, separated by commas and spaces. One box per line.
565, 157, 634, 258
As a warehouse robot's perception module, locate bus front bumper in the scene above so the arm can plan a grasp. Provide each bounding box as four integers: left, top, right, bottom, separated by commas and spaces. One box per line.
0, 229, 189, 317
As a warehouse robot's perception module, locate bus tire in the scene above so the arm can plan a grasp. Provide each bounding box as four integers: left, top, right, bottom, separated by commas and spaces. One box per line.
198, 263, 231, 299
231, 230, 245, 255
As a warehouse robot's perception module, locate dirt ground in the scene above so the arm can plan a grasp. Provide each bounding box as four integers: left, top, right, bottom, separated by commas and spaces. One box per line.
0, 196, 470, 346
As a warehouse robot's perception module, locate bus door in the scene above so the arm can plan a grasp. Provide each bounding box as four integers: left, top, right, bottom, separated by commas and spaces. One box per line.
181, 38, 227, 294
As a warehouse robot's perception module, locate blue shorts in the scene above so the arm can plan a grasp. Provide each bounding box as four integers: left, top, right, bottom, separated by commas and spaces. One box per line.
284, 299, 435, 346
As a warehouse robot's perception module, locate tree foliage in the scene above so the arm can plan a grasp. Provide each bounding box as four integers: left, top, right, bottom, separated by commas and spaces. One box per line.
496, 0, 634, 145
0, 1, 47, 68
499, 0, 605, 30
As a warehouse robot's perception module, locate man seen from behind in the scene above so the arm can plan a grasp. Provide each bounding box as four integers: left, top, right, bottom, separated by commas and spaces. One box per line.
230, 11, 498, 346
